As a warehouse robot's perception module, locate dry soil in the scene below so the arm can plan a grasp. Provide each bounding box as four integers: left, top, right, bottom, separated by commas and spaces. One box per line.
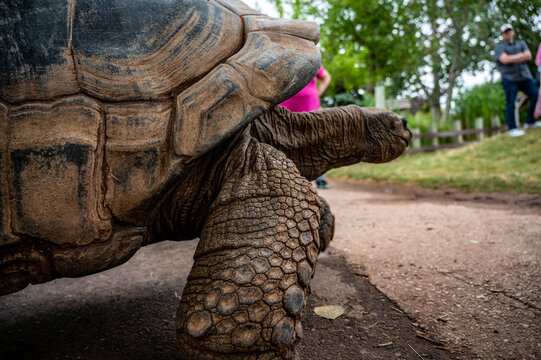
1, 178, 539, 360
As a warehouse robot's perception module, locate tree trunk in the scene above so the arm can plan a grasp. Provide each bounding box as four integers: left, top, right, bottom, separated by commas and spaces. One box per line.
442, 71, 459, 123
364, 82, 375, 96
430, 103, 442, 124
442, 101, 450, 123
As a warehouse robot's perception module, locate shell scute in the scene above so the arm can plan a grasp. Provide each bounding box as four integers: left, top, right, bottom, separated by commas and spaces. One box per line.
73, 0, 244, 102
104, 101, 174, 223
7, 96, 110, 246
174, 64, 268, 157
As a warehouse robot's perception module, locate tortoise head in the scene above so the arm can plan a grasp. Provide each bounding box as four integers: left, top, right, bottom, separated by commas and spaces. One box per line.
359, 107, 412, 163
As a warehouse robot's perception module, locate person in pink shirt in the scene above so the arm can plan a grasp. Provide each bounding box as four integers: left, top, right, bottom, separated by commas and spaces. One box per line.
280, 66, 331, 112
280, 66, 332, 188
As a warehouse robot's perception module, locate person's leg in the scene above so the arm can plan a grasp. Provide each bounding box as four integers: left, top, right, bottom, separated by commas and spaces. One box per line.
315, 175, 328, 189
518, 78, 540, 125
502, 78, 519, 129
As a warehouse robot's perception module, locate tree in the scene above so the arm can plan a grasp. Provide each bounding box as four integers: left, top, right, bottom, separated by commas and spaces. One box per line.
270, 0, 418, 98
400, 0, 540, 124
271, 0, 541, 123
398, 0, 490, 123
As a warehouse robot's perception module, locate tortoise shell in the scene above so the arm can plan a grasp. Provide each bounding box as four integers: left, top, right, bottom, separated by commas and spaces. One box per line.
0, 0, 320, 286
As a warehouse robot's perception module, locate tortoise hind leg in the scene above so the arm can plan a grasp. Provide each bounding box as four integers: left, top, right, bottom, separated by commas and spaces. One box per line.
0, 227, 144, 295
0, 247, 51, 295
176, 140, 321, 359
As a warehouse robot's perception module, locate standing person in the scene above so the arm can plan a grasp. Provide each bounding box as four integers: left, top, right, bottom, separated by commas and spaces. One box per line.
494, 24, 540, 137
280, 66, 332, 188
535, 42, 541, 86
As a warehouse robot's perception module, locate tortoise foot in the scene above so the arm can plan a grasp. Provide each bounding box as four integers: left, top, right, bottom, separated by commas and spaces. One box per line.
176, 246, 307, 360
175, 142, 320, 359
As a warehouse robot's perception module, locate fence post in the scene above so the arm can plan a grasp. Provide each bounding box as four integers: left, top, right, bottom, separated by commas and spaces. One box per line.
411, 128, 421, 149
491, 115, 501, 127
429, 123, 438, 147
490, 115, 502, 137
474, 117, 484, 141
375, 85, 385, 109
453, 120, 463, 143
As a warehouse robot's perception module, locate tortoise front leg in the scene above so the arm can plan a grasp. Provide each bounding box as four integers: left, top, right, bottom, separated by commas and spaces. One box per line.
176, 140, 321, 359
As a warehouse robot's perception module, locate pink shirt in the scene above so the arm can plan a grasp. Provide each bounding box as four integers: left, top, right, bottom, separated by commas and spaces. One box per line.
536, 42, 541, 67
280, 67, 325, 112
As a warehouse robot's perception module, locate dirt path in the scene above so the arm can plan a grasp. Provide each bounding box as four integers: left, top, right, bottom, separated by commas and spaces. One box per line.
1, 179, 539, 359
321, 178, 541, 359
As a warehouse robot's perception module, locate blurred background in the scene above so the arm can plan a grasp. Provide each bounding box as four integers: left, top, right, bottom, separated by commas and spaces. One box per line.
242, 0, 541, 195
245, 0, 540, 134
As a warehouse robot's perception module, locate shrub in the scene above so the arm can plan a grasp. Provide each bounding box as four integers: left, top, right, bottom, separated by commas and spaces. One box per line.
452, 81, 505, 129
322, 90, 373, 108
401, 111, 456, 146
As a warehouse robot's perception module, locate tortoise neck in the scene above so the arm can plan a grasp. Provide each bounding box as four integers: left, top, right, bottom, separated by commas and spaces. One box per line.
148, 128, 251, 243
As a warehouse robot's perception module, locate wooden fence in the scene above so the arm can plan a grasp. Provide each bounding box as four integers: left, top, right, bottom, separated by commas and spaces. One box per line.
408, 117, 506, 153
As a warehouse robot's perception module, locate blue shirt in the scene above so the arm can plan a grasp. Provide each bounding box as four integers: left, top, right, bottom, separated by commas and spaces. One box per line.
494, 40, 533, 81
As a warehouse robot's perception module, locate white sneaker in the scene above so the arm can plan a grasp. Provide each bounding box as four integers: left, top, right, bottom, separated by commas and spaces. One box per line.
524, 121, 541, 129
509, 129, 525, 137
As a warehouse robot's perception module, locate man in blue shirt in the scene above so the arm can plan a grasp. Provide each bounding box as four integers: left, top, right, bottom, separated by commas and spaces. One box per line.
494, 24, 540, 137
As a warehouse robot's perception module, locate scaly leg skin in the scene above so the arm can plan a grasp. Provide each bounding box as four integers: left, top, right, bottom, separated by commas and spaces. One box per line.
317, 196, 334, 253
176, 139, 321, 359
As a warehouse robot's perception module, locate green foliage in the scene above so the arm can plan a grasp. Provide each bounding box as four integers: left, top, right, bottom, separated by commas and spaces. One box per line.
322, 91, 376, 108
322, 45, 369, 96
362, 93, 376, 108
403, 111, 434, 147
399, 0, 507, 122
323, 91, 363, 108
452, 82, 505, 129
397, 0, 538, 123
320, 0, 416, 93
327, 128, 541, 194
269, 0, 417, 97
270, 0, 541, 125
404, 111, 433, 132
402, 111, 456, 146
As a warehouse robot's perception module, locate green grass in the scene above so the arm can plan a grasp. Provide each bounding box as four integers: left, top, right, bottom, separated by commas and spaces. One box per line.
327, 128, 541, 194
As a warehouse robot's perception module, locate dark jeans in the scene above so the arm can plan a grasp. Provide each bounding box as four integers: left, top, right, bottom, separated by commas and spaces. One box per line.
502, 77, 539, 130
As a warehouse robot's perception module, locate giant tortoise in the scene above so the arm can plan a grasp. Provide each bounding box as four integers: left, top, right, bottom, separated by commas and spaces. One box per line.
0, 0, 411, 358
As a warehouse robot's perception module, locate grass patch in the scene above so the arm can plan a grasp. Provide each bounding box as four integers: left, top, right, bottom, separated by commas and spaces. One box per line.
327, 128, 541, 194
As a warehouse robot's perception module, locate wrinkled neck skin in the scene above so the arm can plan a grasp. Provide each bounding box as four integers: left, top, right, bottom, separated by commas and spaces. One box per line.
251, 105, 409, 181
149, 128, 251, 243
